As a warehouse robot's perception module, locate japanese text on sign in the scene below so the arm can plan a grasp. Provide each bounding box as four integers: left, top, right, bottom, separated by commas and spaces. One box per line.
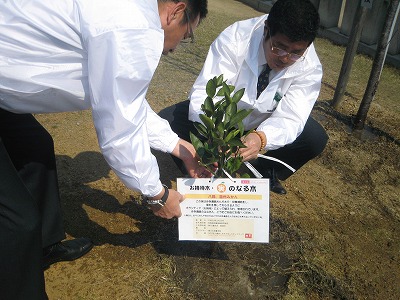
178, 178, 270, 243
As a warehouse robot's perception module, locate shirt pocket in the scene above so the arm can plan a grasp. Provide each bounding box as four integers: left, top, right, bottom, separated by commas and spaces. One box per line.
266, 92, 283, 113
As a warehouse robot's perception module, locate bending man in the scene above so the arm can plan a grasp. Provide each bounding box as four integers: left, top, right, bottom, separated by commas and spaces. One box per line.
0, 0, 208, 299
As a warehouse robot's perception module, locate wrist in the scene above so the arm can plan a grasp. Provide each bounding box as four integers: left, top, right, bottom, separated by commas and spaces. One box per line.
252, 130, 266, 151
144, 184, 169, 207
173, 139, 196, 162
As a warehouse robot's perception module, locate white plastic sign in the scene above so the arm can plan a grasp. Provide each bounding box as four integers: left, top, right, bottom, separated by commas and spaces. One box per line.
177, 177, 270, 243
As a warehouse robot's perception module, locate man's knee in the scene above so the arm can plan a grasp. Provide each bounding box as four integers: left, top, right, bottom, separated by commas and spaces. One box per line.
160, 101, 194, 142
158, 105, 176, 124
304, 117, 329, 158
311, 122, 328, 157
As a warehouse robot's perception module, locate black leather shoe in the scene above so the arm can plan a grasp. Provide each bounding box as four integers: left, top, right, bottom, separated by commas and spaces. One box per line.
43, 237, 93, 269
263, 168, 287, 195
270, 176, 287, 195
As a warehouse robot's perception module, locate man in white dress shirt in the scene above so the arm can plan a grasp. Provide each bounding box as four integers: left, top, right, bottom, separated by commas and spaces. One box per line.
0, 0, 208, 299
162, 0, 328, 194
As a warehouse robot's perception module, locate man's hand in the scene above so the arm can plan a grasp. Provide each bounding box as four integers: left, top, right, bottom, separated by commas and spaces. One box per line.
238, 131, 266, 161
149, 189, 184, 219
171, 138, 213, 178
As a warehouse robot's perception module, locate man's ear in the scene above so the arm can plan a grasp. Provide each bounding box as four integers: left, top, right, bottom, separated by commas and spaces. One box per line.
166, 2, 187, 25
263, 25, 269, 41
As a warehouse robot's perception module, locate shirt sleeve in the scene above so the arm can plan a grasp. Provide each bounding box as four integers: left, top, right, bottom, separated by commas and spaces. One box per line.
143, 100, 180, 153
258, 64, 323, 150
86, 27, 165, 197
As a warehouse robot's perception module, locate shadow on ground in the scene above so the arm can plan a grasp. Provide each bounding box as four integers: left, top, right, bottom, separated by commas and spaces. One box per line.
56, 147, 355, 299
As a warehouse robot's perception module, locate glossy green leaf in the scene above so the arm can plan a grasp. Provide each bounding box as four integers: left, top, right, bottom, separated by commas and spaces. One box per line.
224, 129, 239, 142
238, 122, 244, 136
232, 88, 245, 103
206, 77, 217, 98
222, 82, 231, 95
216, 122, 224, 135
193, 122, 208, 138
227, 109, 252, 128
225, 102, 237, 119
203, 96, 214, 115
216, 74, 224, 86
226, 157, 242, 174
213, 110, 224, 126
190, 132, 204, 150
228, 138, 246, 147
214, 98, 224, 110
199, 114, 214, 130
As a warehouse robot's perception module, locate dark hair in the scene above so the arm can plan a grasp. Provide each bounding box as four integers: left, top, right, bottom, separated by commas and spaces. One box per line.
267, 0, 320, 44
186, 0, 208, 24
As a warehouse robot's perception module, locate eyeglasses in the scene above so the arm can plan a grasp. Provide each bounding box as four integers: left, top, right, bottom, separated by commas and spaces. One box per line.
269, 36, 305, 62
181, 9, 195, 44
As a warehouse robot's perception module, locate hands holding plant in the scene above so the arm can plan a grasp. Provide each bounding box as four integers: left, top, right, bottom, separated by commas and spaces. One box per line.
152, 74, 255, 219
172, 138, 214, 179
190, 74, 253, 178
239, 130, 266, 161
150, 138, 212, 219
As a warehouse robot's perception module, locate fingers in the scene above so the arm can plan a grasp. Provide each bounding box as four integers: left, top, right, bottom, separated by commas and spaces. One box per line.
153, 206, 181, 219
240, 134, 261, 161
179, 193, 185, 203
150, 189, 183, 219
196, 167, 212, 178
239, 147, 258, 161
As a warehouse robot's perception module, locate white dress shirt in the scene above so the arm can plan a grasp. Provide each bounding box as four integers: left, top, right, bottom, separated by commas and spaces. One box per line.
0, 0, 180, 197
189, 15, 323, 150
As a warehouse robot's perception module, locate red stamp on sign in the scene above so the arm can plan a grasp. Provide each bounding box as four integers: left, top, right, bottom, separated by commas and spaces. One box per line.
245, 233, 253, 238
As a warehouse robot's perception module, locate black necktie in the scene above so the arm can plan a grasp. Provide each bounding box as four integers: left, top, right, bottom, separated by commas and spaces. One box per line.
256, 64, 271, 99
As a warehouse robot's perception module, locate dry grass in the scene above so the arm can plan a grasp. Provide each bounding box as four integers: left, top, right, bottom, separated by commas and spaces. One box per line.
42, 1, 399, 299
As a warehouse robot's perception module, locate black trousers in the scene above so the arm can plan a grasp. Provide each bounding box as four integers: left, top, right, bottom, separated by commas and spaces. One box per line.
160, 100, 328, 180
0, 108, 66, 300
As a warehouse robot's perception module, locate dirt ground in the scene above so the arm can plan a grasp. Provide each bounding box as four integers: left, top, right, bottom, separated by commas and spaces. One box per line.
41, 1, 399, 299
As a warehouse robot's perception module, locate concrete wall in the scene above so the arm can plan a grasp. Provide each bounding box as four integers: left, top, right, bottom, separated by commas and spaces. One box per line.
241, 0, 400, 68
318, 0, 400, 63
318, 0, 343, 28
340, 0, 387, 45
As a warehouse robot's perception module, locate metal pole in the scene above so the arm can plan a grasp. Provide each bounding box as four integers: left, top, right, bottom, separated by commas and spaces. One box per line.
353, 0, 400, 130
331, 1, 369, 109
